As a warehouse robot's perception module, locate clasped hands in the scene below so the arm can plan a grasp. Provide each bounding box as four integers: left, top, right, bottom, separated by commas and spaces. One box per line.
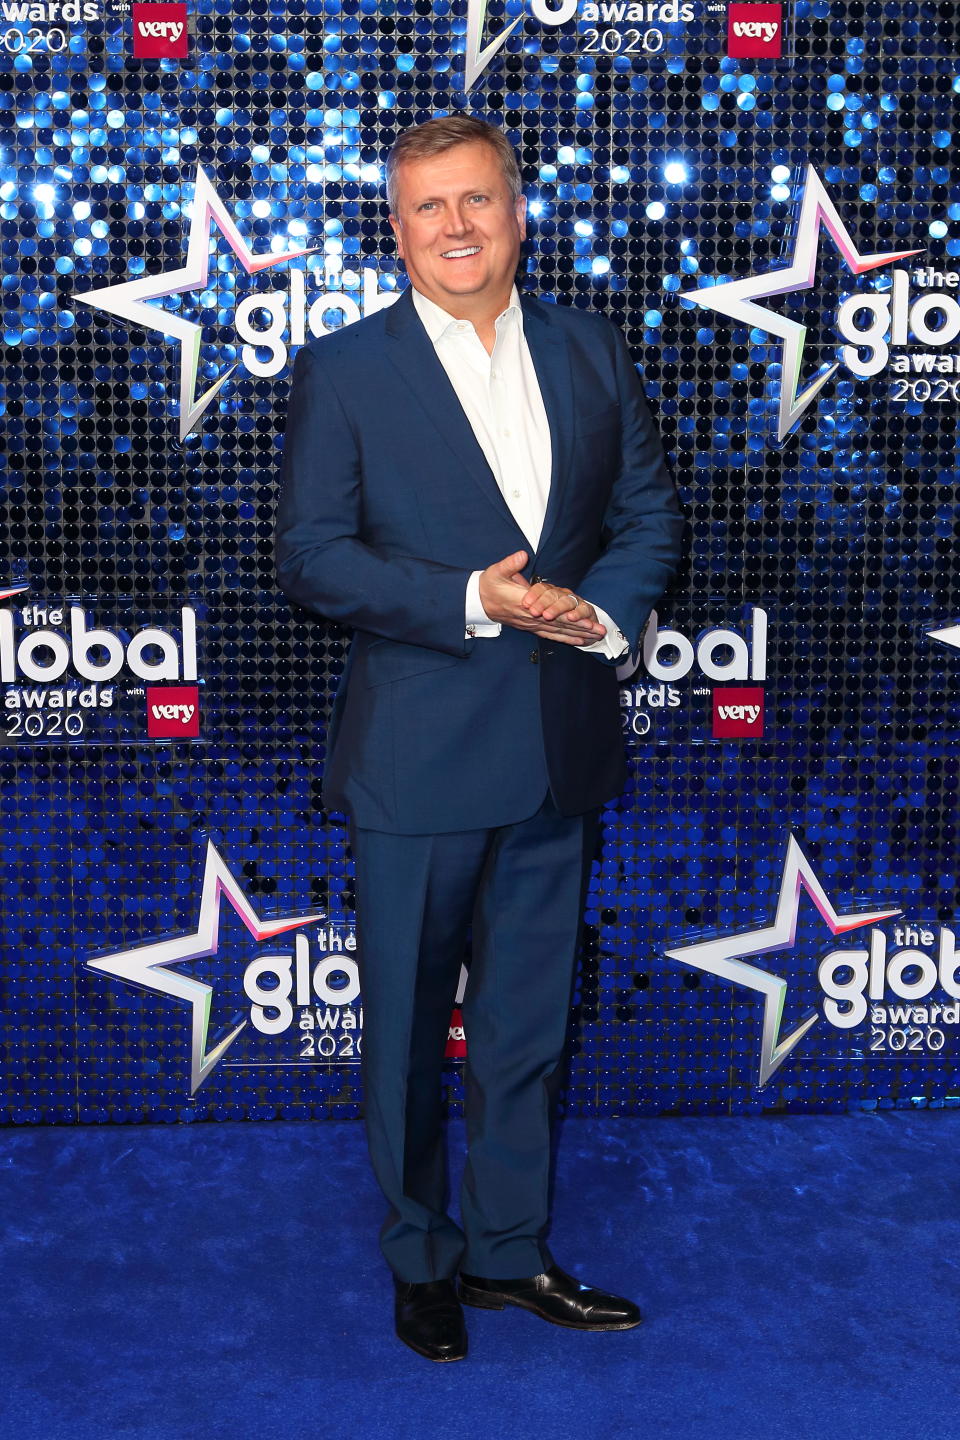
478, 550, 606, 647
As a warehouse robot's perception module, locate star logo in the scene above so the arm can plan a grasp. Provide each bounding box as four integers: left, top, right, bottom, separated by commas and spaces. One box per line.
664, 834, 901, 1087
0, 583, 30, 602
74, 167, 315, 443
464, 0, 524, 89
86, 839, 323, 1094
927, 623, 960, 653
684, 165, 922, 442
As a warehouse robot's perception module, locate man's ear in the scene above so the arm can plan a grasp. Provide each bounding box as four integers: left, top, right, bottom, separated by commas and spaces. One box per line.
515, 193, 527, 243
389, 212, 404, 259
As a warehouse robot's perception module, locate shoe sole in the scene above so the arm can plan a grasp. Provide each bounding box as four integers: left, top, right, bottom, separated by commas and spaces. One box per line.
459, 1288, 642, 1331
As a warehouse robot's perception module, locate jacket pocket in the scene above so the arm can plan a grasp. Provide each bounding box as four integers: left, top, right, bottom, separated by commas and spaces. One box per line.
577, 404, 620, 435
364, 639, 464, 687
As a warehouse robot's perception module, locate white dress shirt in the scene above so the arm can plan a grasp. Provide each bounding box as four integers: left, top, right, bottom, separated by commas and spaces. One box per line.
411, 286, 627, 660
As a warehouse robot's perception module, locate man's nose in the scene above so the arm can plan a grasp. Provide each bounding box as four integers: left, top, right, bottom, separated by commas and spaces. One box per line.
444, 205, 473, 236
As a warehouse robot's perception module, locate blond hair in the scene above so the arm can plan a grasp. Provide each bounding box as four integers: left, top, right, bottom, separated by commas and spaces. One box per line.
386, 115, 522, 214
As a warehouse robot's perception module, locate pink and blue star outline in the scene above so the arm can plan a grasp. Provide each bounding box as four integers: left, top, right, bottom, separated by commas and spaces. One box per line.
665, 834, 901, 1087
685, 165, 922, 441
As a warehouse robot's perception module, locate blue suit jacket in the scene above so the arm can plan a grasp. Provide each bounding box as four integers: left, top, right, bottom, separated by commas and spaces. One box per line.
276, 288, 685, 834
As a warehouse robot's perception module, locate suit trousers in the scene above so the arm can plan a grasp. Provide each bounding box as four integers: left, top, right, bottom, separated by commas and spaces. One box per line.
349, 791, 599, 1282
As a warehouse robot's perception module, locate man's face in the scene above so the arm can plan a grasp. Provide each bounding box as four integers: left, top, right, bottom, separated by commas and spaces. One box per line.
389, 141, 526, 313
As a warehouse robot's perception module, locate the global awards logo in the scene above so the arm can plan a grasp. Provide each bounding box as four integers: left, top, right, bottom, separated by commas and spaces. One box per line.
86, 839, 469, 1095
667, 834, 960, 1086
72, 169, 398, 441
1, 583, 198, 743
87, 841, 337, 1094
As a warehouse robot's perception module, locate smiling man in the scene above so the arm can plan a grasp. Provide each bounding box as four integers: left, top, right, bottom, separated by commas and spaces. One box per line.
276, 114, 684, 1362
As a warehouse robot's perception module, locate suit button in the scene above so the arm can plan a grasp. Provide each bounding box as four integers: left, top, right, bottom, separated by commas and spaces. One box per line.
529, 649, 539, 664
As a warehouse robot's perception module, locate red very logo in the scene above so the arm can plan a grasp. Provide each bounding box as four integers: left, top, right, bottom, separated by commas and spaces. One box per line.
445, 1007, 467, 1059
713, 687, 764, 738
147, 685, 200, 738
727, 2, 782, 57
132, 2, 188, 57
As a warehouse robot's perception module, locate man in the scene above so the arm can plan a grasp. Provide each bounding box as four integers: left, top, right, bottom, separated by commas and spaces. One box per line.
276, 114, 684, 1362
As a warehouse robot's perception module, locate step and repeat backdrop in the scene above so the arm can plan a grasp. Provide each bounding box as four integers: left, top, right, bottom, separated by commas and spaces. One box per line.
3, 0, 960, 1123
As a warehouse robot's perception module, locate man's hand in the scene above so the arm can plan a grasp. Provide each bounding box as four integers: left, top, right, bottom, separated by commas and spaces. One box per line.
520, 577, 605, 635
478, 551, 607, 647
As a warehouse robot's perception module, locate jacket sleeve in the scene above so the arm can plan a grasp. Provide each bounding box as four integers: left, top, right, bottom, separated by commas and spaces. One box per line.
275, 344, 474, 656
573, 323, 686, 654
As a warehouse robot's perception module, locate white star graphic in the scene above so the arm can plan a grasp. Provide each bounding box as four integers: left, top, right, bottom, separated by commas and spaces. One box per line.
685, 165, 922, 442
664, 834, 901, 1087
74, 167, 316, 443
86, 839, 323, 1094
927, 623, 960, 652
464, 0, 524, 89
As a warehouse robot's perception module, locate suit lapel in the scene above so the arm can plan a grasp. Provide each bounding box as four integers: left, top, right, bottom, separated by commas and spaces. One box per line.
385, 289, 520, 532
520, 297, 575, 561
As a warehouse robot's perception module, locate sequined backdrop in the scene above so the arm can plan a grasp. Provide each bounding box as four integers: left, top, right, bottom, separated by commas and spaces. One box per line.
3, 0, 960, 1123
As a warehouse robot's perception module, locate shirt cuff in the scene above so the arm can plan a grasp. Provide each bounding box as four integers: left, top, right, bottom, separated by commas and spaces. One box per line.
465, 570, 502, 639
579, 601, 628, 660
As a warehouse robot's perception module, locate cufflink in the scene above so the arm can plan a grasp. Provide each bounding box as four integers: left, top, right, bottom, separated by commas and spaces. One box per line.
466, 624, 477, 638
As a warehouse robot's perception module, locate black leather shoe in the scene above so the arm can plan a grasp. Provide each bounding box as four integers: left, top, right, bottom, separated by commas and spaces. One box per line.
394, 1277, 468, 1361
458, 1264, 642, 1331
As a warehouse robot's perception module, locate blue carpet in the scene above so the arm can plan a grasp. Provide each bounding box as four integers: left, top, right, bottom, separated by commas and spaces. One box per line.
1, 1112, 956, 1440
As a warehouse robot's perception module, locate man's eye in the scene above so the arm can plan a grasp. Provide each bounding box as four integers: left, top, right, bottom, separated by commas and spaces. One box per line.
468, 194, 488, 203
417, 201, 437, 211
